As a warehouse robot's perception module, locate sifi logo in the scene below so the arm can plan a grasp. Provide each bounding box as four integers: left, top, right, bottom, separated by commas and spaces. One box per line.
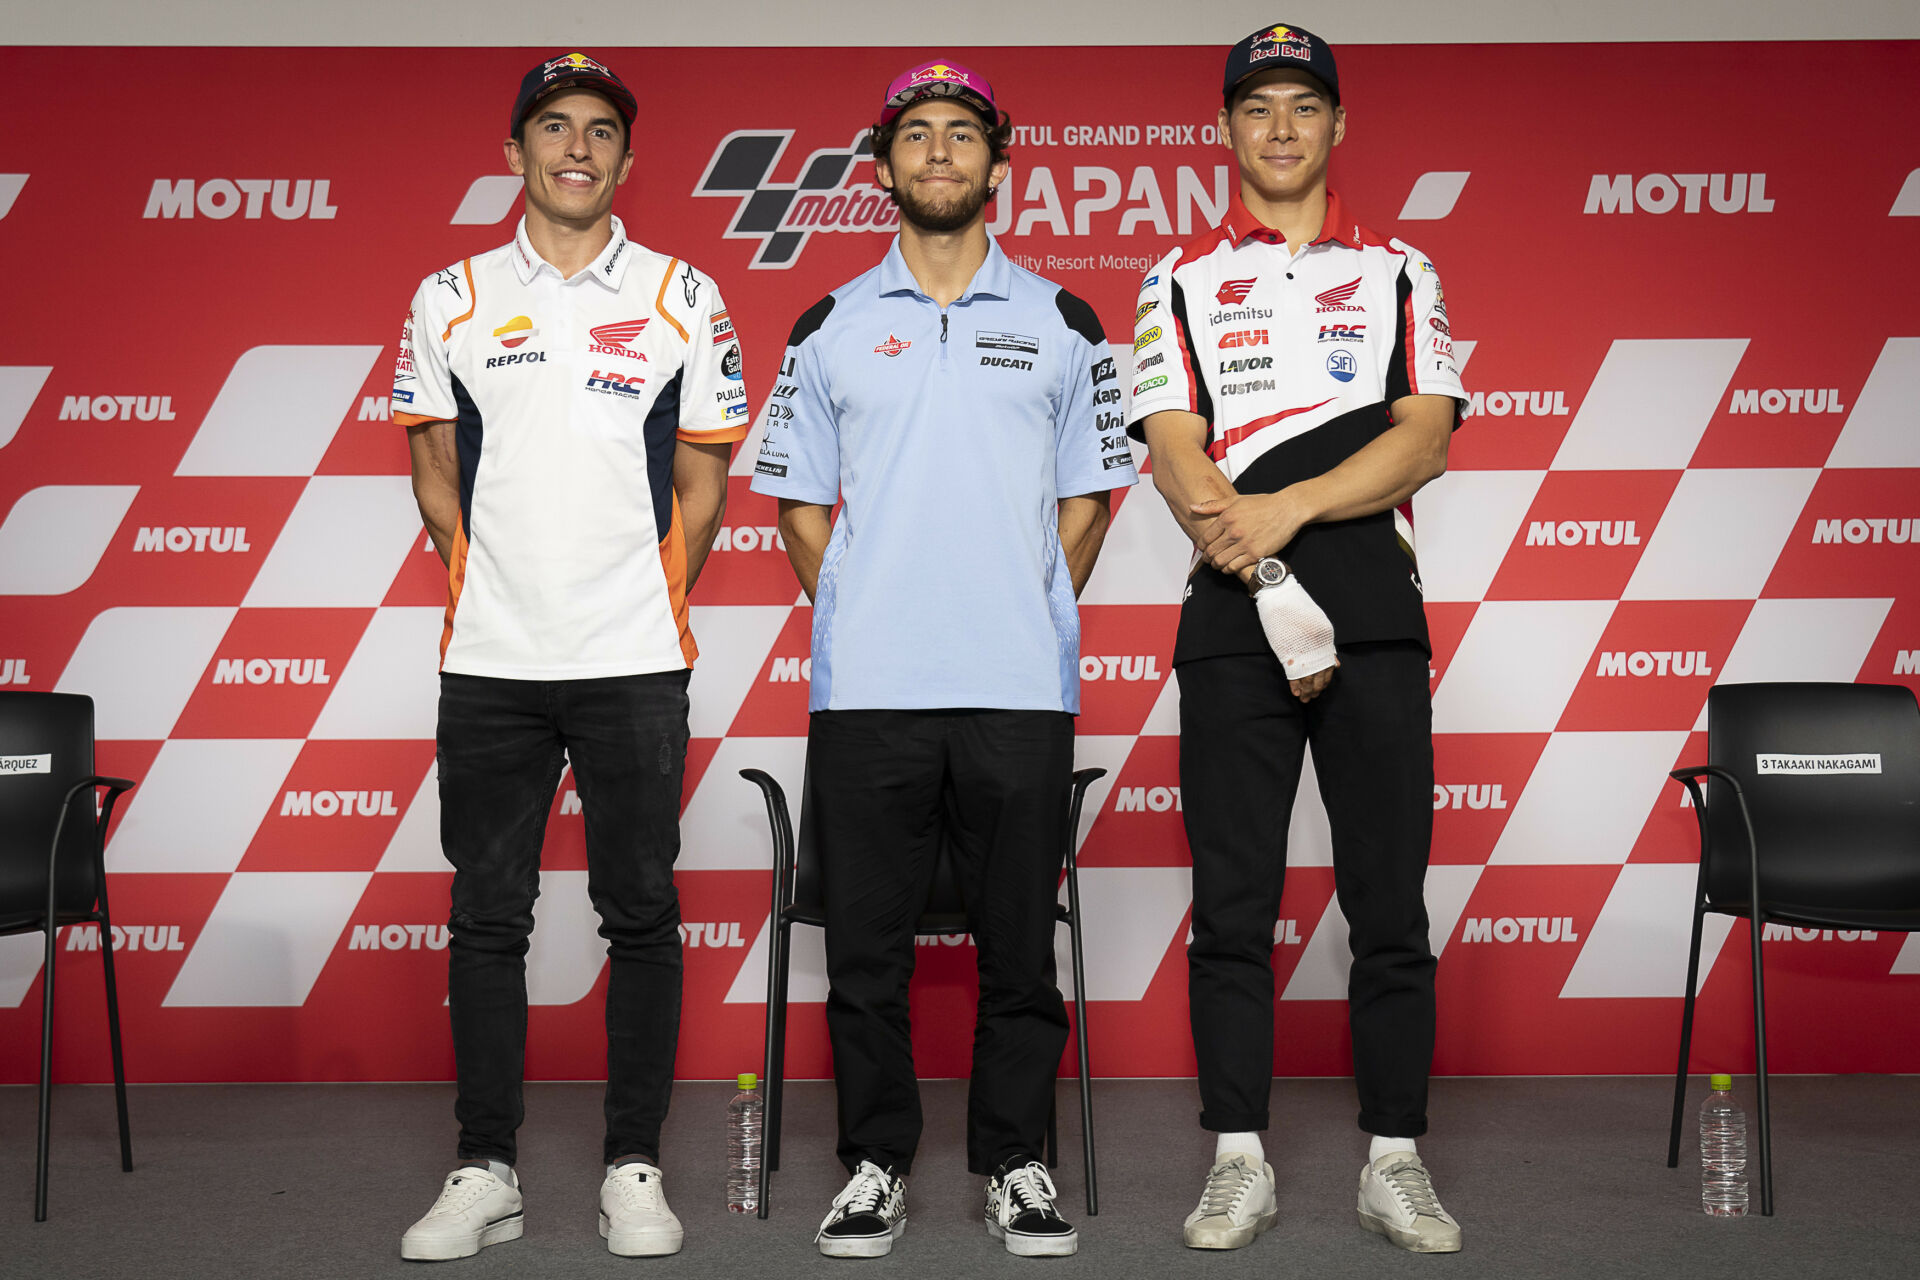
132, 526, 252, 553
1525, 520, 1641, 547
494, 316, 537, 348
1585, 173, 1773, 215
1729, 388, 1846, 415
1220, 330, 1268, 348
585, 369, 645, 398
0, 659, 31, 686
143, 179, 337, 220
280, 790, 400, 817
1314, 278, 1364, 313
1215, 279, 1257, 305
694, 129, 900, 268
1469, 390, 1569, 417
58, 395, 176, 422
1460, 917, 1581, 943
588, 319, 650, 359
1325, 349, 1357, 382
874, 334, 911, 357
1079, 655, 1163, 681
1433, 783, 1507, 810
212, 657, 330, 685
350, 924, 450, 951
1594, 650, 1715, 678
63, 924, 186, 952
1811, 518, 1916, 545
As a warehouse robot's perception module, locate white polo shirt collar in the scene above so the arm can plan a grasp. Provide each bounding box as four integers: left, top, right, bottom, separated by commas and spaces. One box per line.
508, 215, 635, 291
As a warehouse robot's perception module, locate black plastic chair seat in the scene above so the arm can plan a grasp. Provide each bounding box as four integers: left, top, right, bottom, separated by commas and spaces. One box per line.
1705, 902, 1920, 931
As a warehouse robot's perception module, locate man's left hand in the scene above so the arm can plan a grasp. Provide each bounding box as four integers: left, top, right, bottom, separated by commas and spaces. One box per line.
1190, 490, 1312, 577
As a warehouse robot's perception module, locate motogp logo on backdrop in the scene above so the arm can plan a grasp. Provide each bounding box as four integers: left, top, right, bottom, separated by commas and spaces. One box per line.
694, 129, 902, 268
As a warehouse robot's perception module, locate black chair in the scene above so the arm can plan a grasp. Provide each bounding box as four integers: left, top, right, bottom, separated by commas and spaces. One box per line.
0, 692, 138, 1221
739, 765, 1105, 1221
1665, 681, 1920, 1216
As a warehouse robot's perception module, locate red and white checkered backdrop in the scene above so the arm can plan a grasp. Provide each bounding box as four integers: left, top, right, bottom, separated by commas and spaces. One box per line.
3, 43, 1918, 1085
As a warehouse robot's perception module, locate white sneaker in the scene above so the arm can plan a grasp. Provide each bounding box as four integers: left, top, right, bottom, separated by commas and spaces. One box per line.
1182, 1153, 1278, 1249
400, 1165, 524, 1261
1357, 1151, 1462, 1253
599, 1162, 685, 1256
984, 1159, 1078, 1257
816, 1160, 907, 1258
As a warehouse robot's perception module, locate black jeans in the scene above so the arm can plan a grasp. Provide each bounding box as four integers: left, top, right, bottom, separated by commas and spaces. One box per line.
808, 709, 1074, 1176
1178, 643, 1437, 1138
438, 670, 689, 1166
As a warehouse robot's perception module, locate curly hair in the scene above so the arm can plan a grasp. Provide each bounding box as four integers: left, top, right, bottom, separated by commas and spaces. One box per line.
867, 102, 1013, 203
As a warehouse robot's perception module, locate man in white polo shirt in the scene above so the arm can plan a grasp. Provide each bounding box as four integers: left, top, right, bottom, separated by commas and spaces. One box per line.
1129, 23, 1468, 1257
751, 59, 1135, 1260
389, 52, 746, 1261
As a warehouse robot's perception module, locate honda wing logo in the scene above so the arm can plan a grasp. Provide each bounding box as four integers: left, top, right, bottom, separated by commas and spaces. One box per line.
694, 129, 901, 268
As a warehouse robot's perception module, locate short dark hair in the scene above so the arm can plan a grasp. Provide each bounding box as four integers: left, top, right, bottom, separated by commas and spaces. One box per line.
868, 104, 1013, 203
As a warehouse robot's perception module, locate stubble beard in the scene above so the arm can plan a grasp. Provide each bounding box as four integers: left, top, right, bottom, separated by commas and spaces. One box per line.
892, 173, 991, 234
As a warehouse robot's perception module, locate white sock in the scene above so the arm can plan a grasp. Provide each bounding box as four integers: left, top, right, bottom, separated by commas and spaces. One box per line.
1215, 1132, 1264, 1163
1369, 1136, 1417, 1163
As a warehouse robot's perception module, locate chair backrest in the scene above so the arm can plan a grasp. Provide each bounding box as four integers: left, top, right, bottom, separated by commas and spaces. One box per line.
0, 692, 103, 922
791, 763, 976, 936
1702, 682, 1920, 913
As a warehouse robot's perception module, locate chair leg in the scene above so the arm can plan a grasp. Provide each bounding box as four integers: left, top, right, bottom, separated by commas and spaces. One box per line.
1748, 914, 1773, 1216
1668, 901, 1708, 1168
35, 922, 57, 1222
769, 923, 792, 1176
1068, 917, 1097, 1216
97, 911, 132, 1174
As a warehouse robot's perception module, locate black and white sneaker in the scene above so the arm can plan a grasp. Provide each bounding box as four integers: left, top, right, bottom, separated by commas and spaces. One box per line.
984, 1158, 1077, 1257
816, 1160, 907, 1258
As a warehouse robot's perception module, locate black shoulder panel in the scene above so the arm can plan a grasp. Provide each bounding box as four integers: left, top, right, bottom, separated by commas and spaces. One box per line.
1054, 288, 1106, 346
787, 294, 836, 348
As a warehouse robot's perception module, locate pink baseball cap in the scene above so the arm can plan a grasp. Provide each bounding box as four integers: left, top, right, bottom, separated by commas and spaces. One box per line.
878, 59, 998, 124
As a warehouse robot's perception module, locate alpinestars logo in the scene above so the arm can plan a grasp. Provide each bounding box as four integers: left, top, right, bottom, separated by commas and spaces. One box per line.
694, 130, 902, 268
1216, 279, 1257, 305
1315, 278, 1364, 312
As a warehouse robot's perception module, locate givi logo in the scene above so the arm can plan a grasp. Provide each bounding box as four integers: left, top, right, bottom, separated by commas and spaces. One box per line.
143, 179, 337, 220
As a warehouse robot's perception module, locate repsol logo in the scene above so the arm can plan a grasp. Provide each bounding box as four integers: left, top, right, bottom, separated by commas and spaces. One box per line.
1433, 783, 1507, 811
1459, 916, 1581, 943
1729, 388, 1846, 415
485, 351, 547, 369
711, 525, 788, 552
1595, 650, 1714, 678
1760, 925, 1880, 942
1525, 520, 1641, 547
59, 395, 176, 422
680, 921, 747, 948
1583, 173, 1773, 214
1812, 518, 1916, 545
64, 924, 187, 952
350, 924, 451, 951
0, 659, 30, 686
1114, 785, 1182, 813
770, 657, 812, 683
1467, 390, 1568, 417
132, 526, 252, 553
143, 178, 338, 220
279, 790, 400, 817
213, 658, 331, 685
1079, 654, 1162, 681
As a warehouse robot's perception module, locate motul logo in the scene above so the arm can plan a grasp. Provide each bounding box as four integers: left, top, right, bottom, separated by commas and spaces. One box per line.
1594, 650, 1714, 678
1186, 920, 1302, 945
0, 659, 29, 686
213, 658, 331, 685
279, 790, 400, 817
1079, 655, 1162, 681
1760, 925, 1880, 942
350, 924, 450, 951
143, 179, 338, 220
770, 657, 813, 683
1812, 518, 1915, 545
59, 395, 176, 422
64, 924, 186, 952
1728, 388, 1846, 415
711, 526, 788, 552
1114, 785, 1183, 813
1433, 783, 1507, 811
680, 922, 747, 948
1525, 520, 1641, 547
1584, 173, 1773, 214
1460, 917, 1580, 943
132, 526, 252, 553
1467, 390, 1568, 417
1895, 650, 1920, 677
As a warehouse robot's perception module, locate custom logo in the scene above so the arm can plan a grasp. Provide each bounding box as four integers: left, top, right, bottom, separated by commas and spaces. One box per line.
694, 129, 899, 268
587, 318, 649, 359
1134, 326, 1163, 352
494, 316, 537, 348
1215, 278, 1257, 305
1318, 324, 1365, 342
1314, 278, 1363, 312
1221, 379, 1276, 395
1135, 300, 1159, 323
1220, 329, 1268, 349
585, 369, 646, 398
1134, 375, 1169, 394
1220, 357, 1274, 374
874, 334, 911, 357
1325, 349, 1357, 382
977, 331, 1040, 354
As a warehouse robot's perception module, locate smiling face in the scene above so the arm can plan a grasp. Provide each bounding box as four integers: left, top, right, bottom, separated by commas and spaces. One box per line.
873, 98, 1009, 233
504, 87, 634, 230
1219, 69, 1346, 206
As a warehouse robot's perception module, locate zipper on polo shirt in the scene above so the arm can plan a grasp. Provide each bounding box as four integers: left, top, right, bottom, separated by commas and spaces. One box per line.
941, 312, 948, 343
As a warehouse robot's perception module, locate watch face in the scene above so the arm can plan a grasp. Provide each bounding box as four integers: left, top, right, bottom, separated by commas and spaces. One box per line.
1257, 559, 1287, 586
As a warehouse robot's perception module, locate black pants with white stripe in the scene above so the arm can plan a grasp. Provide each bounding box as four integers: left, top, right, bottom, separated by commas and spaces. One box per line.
1179, 643, 1437, 1138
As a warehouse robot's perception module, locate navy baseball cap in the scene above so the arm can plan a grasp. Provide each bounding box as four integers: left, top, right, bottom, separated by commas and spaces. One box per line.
1222, 23, 1340, 106
510, 52, 638, 135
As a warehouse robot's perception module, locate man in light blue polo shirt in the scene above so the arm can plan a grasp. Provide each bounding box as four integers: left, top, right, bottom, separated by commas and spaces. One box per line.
749, 58, 1135, 1261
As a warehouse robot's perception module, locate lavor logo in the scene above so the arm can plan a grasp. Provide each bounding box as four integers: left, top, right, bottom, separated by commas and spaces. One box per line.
1219, 357, 1273, 374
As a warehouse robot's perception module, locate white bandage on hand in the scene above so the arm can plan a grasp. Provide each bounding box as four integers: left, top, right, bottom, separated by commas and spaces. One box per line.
1255, 576, 1338, 680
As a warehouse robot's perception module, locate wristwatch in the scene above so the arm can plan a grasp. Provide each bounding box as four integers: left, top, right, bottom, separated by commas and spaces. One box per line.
1253, 557, 1290, 591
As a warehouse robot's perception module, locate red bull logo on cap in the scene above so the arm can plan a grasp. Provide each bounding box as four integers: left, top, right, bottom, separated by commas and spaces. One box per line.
1248, 25, 1314, 66
543, 52, 611, 81
912, 63, 971, 86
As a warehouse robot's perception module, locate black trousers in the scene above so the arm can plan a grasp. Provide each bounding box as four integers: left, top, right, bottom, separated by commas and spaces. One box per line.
437, 670, 689, 1166
809, 709, 1073, 1176
1179, 643, 1437, 1138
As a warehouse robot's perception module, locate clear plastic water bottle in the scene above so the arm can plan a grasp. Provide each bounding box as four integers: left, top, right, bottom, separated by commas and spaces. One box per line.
1699, 1072, 1749, 1217
727, 1072, 763, 1214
